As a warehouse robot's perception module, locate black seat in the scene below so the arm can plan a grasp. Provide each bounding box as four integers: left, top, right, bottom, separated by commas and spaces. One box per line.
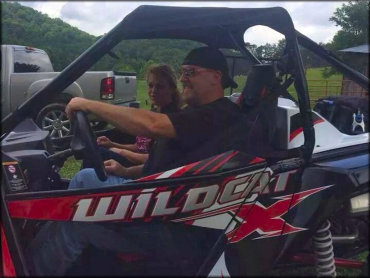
236, 64, 278, 157
236, 64, 300, 160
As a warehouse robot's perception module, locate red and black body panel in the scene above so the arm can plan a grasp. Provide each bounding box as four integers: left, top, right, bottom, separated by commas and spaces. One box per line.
3, 148, 367, 276
1, 188, 29, 277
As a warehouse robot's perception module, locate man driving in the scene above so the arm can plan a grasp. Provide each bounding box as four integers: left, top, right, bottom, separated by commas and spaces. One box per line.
66, 46, 242, 189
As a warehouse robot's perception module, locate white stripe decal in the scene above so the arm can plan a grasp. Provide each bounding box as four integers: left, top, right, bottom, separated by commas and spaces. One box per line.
141, 188, 156, 193
155, 166, 185, 179
208, 252, 230, 277
172, 203, 240, 223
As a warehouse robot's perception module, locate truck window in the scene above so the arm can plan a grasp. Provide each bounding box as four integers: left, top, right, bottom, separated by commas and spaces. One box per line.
14, 49, 54, 73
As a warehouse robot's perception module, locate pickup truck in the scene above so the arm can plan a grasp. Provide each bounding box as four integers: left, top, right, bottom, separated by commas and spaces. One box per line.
1, 44, 138, 148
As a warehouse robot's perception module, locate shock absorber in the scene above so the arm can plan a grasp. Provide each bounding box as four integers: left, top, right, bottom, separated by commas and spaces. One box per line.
313, 220, 337, 277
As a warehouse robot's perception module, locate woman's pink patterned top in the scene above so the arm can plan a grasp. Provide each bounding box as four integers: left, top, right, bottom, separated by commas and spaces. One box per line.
135, 136, 153, 153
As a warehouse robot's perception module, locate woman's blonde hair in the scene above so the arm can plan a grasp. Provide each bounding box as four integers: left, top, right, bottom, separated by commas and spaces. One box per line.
145, 64, 182, 112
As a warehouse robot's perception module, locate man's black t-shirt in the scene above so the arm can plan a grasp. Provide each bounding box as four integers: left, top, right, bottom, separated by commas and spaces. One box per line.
142, 97, 244, 176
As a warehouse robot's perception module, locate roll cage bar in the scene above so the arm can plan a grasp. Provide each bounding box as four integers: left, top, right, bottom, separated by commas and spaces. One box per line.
2, 5, 369, 164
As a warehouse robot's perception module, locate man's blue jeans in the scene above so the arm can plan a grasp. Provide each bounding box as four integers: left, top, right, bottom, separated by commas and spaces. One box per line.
25, 221, 176, 276
68, 168, 132, 189
25, 169, 137, 275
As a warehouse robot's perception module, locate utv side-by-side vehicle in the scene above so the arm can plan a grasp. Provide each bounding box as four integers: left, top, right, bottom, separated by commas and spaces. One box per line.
1, 5, 369, 276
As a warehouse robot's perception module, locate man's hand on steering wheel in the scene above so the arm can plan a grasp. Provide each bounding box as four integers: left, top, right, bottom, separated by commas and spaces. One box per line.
65, 97, 92, 119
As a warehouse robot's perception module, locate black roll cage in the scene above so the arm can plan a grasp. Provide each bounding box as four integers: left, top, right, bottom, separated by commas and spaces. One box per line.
2, 5, 369, 164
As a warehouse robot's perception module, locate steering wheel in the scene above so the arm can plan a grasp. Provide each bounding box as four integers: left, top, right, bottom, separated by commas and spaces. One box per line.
70, 111, 107, 181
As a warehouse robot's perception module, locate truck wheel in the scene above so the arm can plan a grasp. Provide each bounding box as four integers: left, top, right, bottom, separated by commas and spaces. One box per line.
35, 103, 72, 150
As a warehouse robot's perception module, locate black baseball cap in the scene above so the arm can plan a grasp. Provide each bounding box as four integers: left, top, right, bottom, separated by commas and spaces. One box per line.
182, 46, 238, 89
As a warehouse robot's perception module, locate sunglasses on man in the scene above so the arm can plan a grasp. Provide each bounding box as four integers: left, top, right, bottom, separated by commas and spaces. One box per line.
180, 66, 218, 78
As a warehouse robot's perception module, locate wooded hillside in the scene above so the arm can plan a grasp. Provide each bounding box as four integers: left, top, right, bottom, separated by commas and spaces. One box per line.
1, 2, 201, 76
2, 2, 96, 71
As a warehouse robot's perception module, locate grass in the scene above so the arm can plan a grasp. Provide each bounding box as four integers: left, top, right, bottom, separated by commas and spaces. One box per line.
304, 67, 343, 102
59, 156, 81, 179
272, 252, 368, 276
136, 79, 151, 110
289, 67, 343, 106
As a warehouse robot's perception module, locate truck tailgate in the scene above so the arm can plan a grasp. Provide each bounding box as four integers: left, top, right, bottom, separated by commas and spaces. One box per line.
113, 71, 137, 105
77, 71, 137, 105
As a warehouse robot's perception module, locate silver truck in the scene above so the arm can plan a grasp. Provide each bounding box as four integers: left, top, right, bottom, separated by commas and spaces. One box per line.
1, 44, 138, 146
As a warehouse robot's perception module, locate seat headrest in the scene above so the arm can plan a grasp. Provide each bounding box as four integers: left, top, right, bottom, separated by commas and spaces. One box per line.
240, 64, 275, 109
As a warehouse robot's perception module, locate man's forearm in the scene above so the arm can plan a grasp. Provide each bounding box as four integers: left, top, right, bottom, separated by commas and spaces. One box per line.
80, 100, 175, 138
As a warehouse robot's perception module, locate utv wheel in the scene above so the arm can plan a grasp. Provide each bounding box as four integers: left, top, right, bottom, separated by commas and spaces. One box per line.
35, 103, 72, 150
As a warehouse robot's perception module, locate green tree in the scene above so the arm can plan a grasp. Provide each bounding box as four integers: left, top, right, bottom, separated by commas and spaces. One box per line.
324, 1, 369, 76
246, 39, 285, 62
329, 1, 369, 48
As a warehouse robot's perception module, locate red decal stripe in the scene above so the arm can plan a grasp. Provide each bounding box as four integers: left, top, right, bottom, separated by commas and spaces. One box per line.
7, 196, 79, 220
289, 127, 303, 142
314, 118, 325, 125
249, 157, 265, 165
171, 161, 200, 177
193, 153, 225, 174
289, 119, 325, 142
174, 182, 201, 206
184, 220, 195, 225
1, 224, 16, 277
136, 172, 163, 181
209, 151, 239, 173
173, 184, 186, 196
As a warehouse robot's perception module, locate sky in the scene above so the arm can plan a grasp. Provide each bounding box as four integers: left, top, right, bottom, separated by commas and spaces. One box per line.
17, 1, 347, 46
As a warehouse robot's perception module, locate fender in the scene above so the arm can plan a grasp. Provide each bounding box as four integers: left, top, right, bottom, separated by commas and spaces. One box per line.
27, 79, 84, 99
